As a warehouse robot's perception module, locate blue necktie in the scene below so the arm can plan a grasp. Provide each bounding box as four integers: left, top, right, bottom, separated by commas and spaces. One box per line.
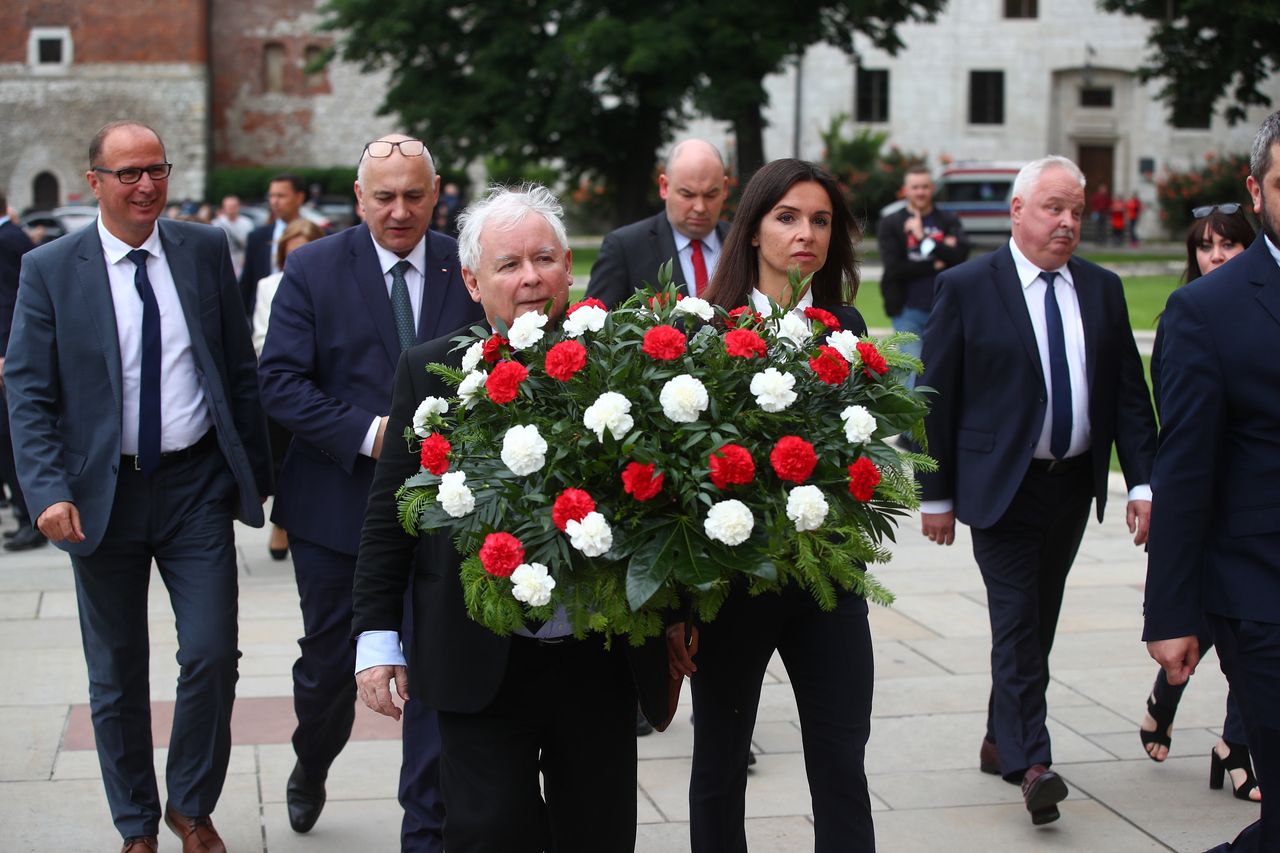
127, 249, 162, 475
390, 260, 416, 351
1041, 270, 1072, 460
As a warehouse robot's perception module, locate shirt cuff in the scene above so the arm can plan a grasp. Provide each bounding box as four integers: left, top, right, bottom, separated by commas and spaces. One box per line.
355, 630, 406, 674
919, 499, 954, 515
1128, 484, 1152, 502
359, 416, 383, 458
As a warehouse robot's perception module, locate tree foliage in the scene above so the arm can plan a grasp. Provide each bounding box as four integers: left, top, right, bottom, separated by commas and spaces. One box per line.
1100, 0, 1280, 125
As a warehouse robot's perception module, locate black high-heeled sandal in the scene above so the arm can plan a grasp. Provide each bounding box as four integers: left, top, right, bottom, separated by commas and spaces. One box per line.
1139, 689, 1176, 761
1210, 741, 1260, 801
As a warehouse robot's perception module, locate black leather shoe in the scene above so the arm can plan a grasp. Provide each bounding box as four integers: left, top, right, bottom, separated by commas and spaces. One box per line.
287, 760, 327, 833
3, 525, 46, 552
980, 737, 1001, 775
1021, 764, 1068, 825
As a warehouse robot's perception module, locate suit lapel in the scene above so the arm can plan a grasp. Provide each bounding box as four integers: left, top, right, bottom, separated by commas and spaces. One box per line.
350, 225, 402, 366
653, 214, 686, 291
157, 222, 216, 374
73, 227, 124, 413
1249, 236, 1280, 329
1068, 257, 1104, 392
991, 246, 1044, 384
417, 234, 448, 344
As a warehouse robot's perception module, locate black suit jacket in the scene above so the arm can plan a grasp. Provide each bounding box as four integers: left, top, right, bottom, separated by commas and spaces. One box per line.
875, 206, 970, 317
352, 329, 670, 724
1144, 236, 1280, 640
238, 222, 274, 313
918, 243, 1156, 529
586, 211, 730, 307
0, 219, 36, 355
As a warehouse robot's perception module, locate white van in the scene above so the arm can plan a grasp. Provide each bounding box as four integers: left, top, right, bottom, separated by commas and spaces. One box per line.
879, 162, 1022, 239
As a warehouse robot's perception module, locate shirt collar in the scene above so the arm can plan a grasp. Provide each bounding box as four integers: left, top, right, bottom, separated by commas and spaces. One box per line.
671, 222, 721, 254
1265, 235, 1280, 271
749, 285, 814, 316
1008, 237, 1073, 290
97, 216, 164, 265
370, 232, 427, 278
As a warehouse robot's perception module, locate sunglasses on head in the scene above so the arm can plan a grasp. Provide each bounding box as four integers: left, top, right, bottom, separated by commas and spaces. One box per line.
1192, 203, 1244, 218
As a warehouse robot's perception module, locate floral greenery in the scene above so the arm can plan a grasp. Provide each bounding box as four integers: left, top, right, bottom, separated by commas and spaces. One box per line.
1155, 152, 1253, 235
819, 114, 928, 227
397, 268, 934, 643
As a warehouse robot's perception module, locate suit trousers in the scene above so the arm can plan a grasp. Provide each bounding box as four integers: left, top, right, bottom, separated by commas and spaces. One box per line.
689, 585, 875, 853
1204, 614, 1278, 852
70, 443, 239, 839
436, 635, 637, 853
971, 460, 1093, 780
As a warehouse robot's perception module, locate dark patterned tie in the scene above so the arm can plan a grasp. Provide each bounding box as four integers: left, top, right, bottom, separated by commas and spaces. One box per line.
127, 249, 161, 475
390, 260, 416, 351
1041, 271, 1072, 460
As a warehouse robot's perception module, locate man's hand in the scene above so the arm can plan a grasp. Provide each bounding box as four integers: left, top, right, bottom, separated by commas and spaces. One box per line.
37, 501, 85, 543
666, 623, 699, 680
356, 664, 409, 720
905, 212, 925, 239
921, 511, 955, 545
371, 415, 389, 460
1126, 499, 1152, 546
1147, 636, 1200, 686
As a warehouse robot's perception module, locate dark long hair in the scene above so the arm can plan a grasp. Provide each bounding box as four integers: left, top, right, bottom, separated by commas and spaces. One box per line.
1183, 207, 1255, 283
703, 159, 859, 309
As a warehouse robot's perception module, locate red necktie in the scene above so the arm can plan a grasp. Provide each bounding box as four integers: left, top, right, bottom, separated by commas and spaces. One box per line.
690, 239, 708, 295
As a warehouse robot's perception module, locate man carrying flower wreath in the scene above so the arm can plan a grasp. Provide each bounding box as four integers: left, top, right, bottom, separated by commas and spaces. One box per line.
352, 184, 670, 853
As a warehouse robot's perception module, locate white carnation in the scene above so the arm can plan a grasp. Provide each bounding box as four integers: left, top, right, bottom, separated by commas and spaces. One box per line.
436, 470, 475, 517
412, 396, 449, 437
659, 374, 709, 423
510, 562, 557, 607
840, 405, 877, 444
507, 311, 550, 349
673, 296, 714, 322
774, 312, 813, 348
703, 499, 754, 545
563, 305, 608, 337
500, 424, 548, 476
827, 329, 860, 364
565, 511, 613, 557
457, 370, 488, 408
460, 340, 485, 372
582, 392, 634, 441
785, 485, 829, 532
749, 367, 798, 413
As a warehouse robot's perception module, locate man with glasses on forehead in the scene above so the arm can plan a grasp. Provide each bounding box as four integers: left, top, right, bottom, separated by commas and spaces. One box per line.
6, 120, 272, 852
259, 133, 482, 851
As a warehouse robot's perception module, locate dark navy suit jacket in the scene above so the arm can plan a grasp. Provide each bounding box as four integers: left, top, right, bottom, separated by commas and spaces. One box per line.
239, 222, 274, 313
258, 224, 484, 556
918, 243, 1156, 529
1144, 235, 1280, 640
585, 211, 730, 307
0, 219, 36, 354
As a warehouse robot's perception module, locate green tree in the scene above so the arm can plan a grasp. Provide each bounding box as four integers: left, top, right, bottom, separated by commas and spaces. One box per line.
1099, 0, 1280, 125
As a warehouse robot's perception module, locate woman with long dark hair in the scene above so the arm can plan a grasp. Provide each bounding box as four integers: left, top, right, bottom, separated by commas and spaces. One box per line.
1139, 202, 1261, 803
673, 159, 875, 852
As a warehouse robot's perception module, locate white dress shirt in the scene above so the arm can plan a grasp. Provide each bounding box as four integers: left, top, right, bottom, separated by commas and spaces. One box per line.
97, 218, 212, 454
750, 285, 814, 319
672, 224, 722, 293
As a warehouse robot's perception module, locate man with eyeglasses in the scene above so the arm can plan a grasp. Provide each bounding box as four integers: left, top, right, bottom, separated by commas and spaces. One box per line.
258, 133, 482, 851
5, 120, 272, 853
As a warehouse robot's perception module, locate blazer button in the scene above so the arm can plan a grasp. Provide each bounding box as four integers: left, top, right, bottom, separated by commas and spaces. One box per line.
112, 464, 118, 474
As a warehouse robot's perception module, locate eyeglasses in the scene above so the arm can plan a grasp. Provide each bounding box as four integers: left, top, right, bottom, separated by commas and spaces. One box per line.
91, 162, 173, 184
1192, 203, 1244, 218
363, 139, 426, 159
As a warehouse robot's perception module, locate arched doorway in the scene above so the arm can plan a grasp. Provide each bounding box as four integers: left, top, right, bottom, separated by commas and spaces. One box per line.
32, 172, 59, 209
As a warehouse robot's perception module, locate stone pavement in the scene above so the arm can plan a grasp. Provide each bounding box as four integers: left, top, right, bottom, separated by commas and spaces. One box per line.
0, 477, 1259, 852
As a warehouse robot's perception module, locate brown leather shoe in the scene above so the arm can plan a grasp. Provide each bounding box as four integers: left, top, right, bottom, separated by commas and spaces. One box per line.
164, 804, 226, 853
121, 838, 158, 853
1021, 763, 1069, 825
979, 737, 1000, 775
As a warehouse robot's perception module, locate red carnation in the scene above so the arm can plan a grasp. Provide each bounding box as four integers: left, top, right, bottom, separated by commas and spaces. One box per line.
647, 292, 684, 309
621, 461, 665, 501
724, 328, 768, 359
847, 457, 881, 502
485, 360, 528, 404
482, 334, 508, 363
566, 297, 606, 315
419, 432, 451, 475
708, 444, 755, 490
642, 325, 687, 360
803, 306, 842, 331
770, 435, 818, 484
727, 305, 763, 325
809, 345, 850, 385
544, 339, 587, 381
478, 532, 525, 577
551, 488, 596, 532
856, 341, 888, 378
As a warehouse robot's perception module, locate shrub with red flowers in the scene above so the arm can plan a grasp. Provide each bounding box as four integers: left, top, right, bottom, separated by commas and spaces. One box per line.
395, 268, 932, 642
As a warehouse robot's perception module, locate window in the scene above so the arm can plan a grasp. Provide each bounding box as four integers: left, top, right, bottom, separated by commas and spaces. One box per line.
27, 27, 72, 71
855, 69, 889, 123
263, 43, 286, 93
968, 71, 1004, 125
304, 44, 328, 88
1004, 0, 1037, 17
1080, 87, 1113, 108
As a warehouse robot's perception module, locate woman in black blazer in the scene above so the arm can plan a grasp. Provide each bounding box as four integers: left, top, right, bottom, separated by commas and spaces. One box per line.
671, 159, 876, 852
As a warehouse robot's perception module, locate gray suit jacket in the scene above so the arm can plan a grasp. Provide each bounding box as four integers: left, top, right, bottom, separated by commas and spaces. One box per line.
585, 211, 729, 307
5, 218, 272, 556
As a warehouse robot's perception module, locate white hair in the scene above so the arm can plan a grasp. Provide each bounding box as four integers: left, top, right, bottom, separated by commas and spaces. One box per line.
1011, 155, 1086, 201
456, 183, 569, 271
